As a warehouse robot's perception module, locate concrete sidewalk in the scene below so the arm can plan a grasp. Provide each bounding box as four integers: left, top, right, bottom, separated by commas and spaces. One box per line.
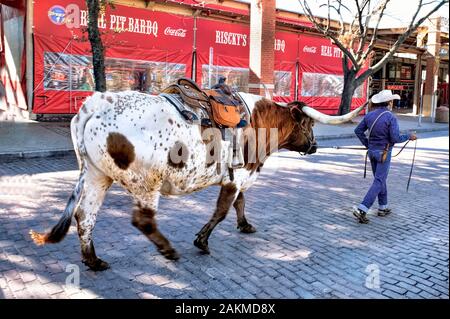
315, 114, 448, 140
0, 114, 448, 161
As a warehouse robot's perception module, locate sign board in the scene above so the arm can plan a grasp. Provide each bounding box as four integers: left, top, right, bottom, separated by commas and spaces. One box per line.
387, 85, 405, 90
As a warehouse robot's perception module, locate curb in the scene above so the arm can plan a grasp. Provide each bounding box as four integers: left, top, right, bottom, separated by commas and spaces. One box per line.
0, 149, 75, 162
0, 127, 447, 162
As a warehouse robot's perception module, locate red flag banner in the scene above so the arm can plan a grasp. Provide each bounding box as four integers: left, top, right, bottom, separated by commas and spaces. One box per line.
298, 35, 367, 114
33, 0, 193, 113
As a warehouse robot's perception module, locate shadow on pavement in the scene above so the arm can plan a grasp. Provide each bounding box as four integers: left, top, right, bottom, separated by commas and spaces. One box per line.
0, 132, 448, 299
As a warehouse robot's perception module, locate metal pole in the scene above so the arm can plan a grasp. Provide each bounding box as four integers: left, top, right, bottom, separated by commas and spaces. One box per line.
69, 40, 72, 113
431, 90, 436, 123
418, 82, 424, 127
208, 47, 213, 88
26, 0, 34, 117
413, 54, 422, 115
294, 61, 299, 100
192, 16, 197, 81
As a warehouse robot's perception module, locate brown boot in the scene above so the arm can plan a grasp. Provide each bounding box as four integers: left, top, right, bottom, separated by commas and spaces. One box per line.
377, 208, 392, 217
352, 207, 369, 224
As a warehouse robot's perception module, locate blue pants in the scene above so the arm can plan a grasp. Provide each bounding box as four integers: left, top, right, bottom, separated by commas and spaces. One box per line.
358, 150, 392, 213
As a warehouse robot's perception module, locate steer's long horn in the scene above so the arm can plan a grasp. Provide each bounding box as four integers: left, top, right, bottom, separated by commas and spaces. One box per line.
302, 102, 368, 125
262, 83, 272, 100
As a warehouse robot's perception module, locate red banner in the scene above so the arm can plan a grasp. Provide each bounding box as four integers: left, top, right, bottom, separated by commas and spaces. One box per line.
195, 19, 297, 102
195, 18, 249, 91
273, 31, 298, 103
33, 0, 194, 113
31, 1, 366, 114
297, 35, 367, 114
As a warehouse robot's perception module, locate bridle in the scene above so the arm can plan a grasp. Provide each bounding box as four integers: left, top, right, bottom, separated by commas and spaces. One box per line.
298, 125, 316, 156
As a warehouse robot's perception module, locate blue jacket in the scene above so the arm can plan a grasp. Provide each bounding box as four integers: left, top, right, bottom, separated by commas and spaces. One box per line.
354, 107, 410, 150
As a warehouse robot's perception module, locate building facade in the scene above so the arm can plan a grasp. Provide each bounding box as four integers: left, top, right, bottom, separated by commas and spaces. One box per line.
0, 0, 448, 120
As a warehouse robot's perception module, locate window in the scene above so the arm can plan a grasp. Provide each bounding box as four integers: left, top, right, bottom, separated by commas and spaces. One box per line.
273, 71, 292, 97
388, 64, 396, 79
301, 72, 364, 98
401, 66, 412, 80
43, 52, 186, 93
201, 64, 249, 92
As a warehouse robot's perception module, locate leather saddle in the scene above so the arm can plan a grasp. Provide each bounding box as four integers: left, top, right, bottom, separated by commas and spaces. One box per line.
161, 78, 248, 128
162, 78, 209, 109
160, 78, 249, 174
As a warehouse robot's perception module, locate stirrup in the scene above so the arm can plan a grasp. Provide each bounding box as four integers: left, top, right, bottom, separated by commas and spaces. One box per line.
231, 161, 244, 169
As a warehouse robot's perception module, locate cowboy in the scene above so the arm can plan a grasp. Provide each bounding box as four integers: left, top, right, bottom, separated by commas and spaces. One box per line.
211, 75, 232, 95
352, 90, 417, 224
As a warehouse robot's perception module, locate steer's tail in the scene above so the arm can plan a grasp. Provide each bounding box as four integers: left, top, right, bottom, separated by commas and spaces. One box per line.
30, 96, 96, 246
30, 167, 86, 245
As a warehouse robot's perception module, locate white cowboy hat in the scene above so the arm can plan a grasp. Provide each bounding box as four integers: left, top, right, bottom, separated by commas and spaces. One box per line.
371, 90, 401, 103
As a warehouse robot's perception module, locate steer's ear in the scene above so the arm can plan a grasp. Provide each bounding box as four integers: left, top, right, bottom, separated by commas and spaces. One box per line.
289, 102, 304, 122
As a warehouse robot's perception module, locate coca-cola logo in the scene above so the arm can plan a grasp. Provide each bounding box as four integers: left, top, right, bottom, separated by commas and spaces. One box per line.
303, 46, 317, 54
164, 27, 187, 38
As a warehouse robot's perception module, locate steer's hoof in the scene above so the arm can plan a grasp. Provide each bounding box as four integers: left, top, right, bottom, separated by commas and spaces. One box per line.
193, 237, 210, 254
160, 248, 180, 261
83, 258, 110, 271
238, 223, 257, 234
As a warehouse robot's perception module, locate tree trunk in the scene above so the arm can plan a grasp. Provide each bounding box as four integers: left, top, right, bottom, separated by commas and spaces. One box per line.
338, 56, 357, 115
338, 78, 356, 115
86, 0, 106, 92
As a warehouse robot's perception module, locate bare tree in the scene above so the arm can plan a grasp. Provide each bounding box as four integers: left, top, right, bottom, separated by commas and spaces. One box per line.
86, 0, 107, 92
298, 0, 448, 115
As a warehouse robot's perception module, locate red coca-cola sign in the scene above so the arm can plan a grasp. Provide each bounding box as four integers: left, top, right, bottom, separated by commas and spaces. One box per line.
303, 45, 317, 54
164, 27, 187, 37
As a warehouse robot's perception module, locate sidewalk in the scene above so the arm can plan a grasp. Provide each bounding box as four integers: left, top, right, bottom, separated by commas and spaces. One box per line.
0, 114, 448, 161
314, 114, 448, 140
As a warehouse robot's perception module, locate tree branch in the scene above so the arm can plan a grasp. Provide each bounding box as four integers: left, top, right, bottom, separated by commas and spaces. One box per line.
358, 0, 391, 64
355, 0, 365, 36
298, 0, 360, 68
356, 0, 374, 58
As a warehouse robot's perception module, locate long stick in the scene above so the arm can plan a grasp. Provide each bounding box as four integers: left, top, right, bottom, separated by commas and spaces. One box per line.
406, 139, 418, 192
332, 146, 367, 150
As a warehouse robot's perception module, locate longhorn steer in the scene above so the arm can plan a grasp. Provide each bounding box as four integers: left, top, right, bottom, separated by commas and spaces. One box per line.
30, 91, 363, 270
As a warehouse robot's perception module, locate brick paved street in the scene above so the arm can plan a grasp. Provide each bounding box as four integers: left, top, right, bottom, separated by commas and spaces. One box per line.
0, 131, 448, 299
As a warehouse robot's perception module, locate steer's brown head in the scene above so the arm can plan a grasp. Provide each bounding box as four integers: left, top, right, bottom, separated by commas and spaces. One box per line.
283, 101, 317, 155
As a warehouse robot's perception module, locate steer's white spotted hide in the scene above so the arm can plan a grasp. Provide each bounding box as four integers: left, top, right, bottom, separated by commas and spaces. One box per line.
75, 91, 260, 202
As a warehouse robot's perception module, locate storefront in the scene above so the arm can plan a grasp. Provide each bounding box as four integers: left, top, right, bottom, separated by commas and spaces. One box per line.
385, 59, 416, 109
273, 31, 298, 103
195, 18, 249, 93
33, 0, 194, 113
195, 19, 298, 103
297, 35, 367, 114
22, 0, 369, 115
0, 0, 27, 116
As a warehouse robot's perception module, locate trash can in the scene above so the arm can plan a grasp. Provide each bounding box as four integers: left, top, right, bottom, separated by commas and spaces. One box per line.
435, 106, 449, 123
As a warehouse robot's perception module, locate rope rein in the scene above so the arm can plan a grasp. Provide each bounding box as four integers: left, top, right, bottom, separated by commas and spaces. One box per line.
363, 139, 417, 192
406, 139, 418, 192
361, 110, 417, 191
